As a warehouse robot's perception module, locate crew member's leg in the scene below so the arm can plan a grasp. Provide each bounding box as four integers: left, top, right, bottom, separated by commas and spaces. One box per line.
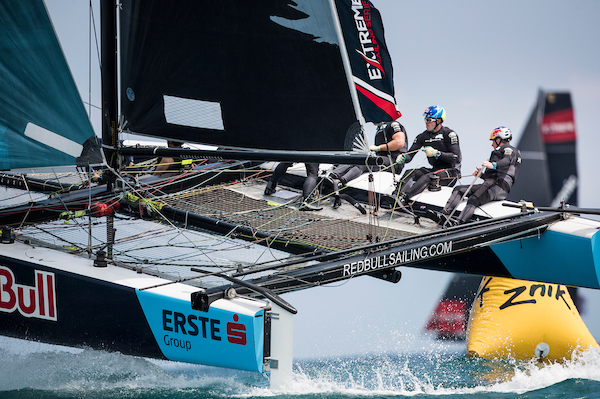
265, 162, 292, 195
438, 168, 460, 187
302, 163, 320, 199
300, 163, 322, 211
456, 180, 497, 223
442, 185, 473, 214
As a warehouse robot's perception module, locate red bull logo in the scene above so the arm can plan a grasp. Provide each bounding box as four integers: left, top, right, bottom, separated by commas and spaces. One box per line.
541, 109, 576, 143
0, 266, 57, 321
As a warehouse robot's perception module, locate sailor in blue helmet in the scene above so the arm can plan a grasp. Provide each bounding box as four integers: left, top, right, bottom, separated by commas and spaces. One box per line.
428, 126, 521, 226
385, 105, 461, 207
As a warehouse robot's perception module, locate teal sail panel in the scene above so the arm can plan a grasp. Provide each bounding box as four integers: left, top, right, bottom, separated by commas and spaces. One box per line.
0, 1, 97, 170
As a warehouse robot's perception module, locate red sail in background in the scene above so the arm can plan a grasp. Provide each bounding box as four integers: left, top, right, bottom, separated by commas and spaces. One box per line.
424, 274, 481, 341
541, 108, 576, 144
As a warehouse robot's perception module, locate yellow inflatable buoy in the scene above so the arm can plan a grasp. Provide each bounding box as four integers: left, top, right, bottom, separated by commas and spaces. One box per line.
466, 276, 599, 362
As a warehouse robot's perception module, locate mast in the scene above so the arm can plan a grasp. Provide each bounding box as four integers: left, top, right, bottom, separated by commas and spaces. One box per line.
328, 0, 365, 127
101, 0, 119, 171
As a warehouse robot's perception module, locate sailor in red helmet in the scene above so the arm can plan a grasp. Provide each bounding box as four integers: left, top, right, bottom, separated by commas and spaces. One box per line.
428, 126, 522, 226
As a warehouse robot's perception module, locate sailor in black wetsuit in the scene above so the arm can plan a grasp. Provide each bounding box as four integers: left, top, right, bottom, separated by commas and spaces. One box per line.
264, 162, 322, 211
391, 105, 461, 206
369, 119, 409, 174
430, 126, 521, 225
328, 118, 407, 191
325, 118, 407, 212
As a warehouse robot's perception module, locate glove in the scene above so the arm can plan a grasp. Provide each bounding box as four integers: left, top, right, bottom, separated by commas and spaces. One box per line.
396, 153, 406, 164
424, 146, 440, 158
369, 145, 381, 152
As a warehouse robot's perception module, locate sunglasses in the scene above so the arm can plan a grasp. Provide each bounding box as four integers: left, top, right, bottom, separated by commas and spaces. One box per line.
424, 117, 437, 123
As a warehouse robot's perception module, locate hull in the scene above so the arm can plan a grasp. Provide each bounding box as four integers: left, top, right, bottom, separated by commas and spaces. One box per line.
490, 216, 600, 289
0, 240, 270, 373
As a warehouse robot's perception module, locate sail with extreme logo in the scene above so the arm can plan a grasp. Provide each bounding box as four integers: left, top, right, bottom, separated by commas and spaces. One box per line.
119, 0, 398, 152
334, 0, 401, 122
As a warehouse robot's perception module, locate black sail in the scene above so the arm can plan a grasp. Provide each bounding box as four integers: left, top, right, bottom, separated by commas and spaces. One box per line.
334, 0, 400, 122
542, 92, 578, 206
507, 91, 578, 207
120, 0, 369, 151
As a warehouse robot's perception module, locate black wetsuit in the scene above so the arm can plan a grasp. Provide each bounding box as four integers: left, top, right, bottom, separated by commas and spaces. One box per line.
398, 126, 461, 198
331, 120, 408, 184
268, 162, 320, 200
374, 121, 408, 173
444, 143, 521, 223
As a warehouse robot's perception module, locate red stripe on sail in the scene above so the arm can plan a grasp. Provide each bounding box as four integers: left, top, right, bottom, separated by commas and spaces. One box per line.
355, 84, 401, 120
356, 50, 385, 76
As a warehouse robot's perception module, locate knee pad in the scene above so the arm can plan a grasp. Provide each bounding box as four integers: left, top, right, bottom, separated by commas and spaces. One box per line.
467, 196, 482, 208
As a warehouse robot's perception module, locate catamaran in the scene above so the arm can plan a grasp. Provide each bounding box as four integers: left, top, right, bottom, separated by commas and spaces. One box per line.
0, 0, 598, 388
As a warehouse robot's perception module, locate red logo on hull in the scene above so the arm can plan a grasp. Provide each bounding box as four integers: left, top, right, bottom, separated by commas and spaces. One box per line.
226, 314, 247, 345
0, 266, 57, 321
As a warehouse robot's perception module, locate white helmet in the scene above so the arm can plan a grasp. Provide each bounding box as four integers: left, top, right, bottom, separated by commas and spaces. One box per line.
490, 126, 512, 141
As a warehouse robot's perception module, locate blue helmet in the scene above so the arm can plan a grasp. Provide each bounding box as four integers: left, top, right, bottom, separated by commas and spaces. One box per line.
423, 105, 446, 122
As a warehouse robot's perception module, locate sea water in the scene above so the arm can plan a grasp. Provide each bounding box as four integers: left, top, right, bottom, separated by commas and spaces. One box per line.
1, 336, 599, 399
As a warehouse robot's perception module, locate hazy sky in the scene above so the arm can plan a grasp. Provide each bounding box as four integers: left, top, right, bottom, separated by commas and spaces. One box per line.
44, 0, 600, 358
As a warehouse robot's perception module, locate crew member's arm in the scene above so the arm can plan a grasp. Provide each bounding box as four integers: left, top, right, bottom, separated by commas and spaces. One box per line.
378, 131, 405, 152
402, 134, 424, 164
153, 157, 175, 175
434, 130, 460, 165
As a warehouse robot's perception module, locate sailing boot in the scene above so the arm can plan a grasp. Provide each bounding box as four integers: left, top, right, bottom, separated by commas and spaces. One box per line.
300, 198, 323, 211
425, 209, 443, 224
331, 177, 343, 209
396, 192, 410, 208
264, 180, 277, 195
333, 195, 342, 209
353, 202, 367, 215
